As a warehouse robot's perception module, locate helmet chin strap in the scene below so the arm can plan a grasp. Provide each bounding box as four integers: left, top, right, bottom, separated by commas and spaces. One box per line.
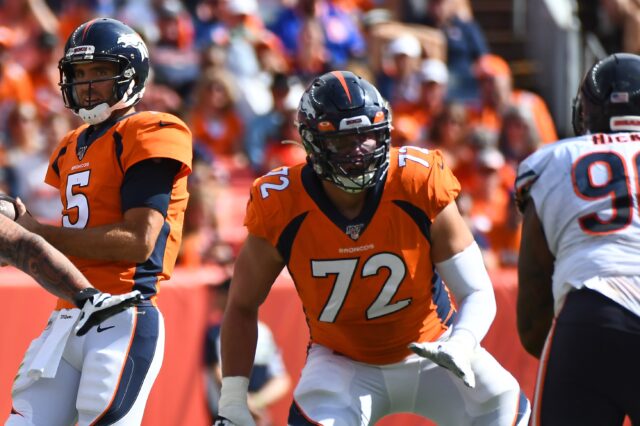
78, 102, 112, 125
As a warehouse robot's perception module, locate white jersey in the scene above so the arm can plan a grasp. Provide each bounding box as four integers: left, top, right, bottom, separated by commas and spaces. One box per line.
516, 132, 640, 317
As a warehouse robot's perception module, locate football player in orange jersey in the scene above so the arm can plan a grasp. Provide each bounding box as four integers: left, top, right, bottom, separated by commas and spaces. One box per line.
7, 18, 192, 426
215, 71, 529, 426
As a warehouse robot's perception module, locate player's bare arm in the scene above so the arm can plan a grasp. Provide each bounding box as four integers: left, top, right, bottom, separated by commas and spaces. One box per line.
517, 200, 555, 358
216, 234, 284, 425
0, 215, 92, 301
16, 199, 164, 263
221, 234, 285, 378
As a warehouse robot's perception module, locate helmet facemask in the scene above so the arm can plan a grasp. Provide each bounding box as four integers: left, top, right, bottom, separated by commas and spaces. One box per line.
297, 70, 392, 192
302, 124, 390, 193
59, 57, 142, 125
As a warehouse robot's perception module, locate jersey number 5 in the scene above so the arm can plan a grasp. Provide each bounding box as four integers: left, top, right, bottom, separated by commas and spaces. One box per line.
62, 170, 90, 228
312, 253, 411, 322
572, 151, 639, 234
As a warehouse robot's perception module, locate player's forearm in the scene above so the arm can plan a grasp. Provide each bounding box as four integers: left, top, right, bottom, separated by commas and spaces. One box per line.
0, 219, 91, 301
33, 221, 157, 263
220, 305, 259, 378
516, 275, 553, 358
517, 202, 555, 358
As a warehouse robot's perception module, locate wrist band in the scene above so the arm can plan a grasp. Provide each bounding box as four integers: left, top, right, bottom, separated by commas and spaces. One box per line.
219, 376, 250, 406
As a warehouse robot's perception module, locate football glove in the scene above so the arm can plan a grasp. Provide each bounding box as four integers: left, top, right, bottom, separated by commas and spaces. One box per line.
73, 288, 143, 336
408, 338, 476, 388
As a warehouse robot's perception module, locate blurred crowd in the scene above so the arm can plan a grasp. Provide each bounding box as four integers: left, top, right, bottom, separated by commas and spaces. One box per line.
0, 0, 568, 271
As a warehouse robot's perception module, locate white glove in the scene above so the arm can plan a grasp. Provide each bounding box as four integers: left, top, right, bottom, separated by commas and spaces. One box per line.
217, 377, 256, 426
74, 288, 143, 336
408, 337, 476, 388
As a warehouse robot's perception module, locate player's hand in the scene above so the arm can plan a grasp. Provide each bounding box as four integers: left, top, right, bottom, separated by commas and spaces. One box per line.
408, 338, 476, 388
74, 289, 144, 336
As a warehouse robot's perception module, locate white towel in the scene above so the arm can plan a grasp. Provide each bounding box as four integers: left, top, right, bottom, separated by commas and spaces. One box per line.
27, 309, 80, 380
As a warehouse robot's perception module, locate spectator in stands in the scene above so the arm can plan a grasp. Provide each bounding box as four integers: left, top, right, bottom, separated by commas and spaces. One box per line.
179, 144, 235, 268
497, 106, 542, 169
6, 103, 65, 223
190, 68, 245, 163
148, 0, 199, 101
381, 33, 423, 109
204, 277, 290, 426
422, 0, 489, 101
28, 31, 66, 119
488, 190, 521, 268
468, 53, 558, 144
417, 58, 450, 130
136, 74, 185, 118
582, 0, 640, 54
269, 0, 366, 71
0, 26, 35, 146
393, 57, 450, 145
427, 102, 471, 173
466, 146, 512, 270
245, 73, 306, 173
293, 15, 330, 82
216, 0, 276, 126
193, 0, 226, 49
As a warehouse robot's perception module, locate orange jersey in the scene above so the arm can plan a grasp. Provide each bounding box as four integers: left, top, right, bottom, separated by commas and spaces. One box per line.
45, 111, 192, 309
245, 146, 460, 364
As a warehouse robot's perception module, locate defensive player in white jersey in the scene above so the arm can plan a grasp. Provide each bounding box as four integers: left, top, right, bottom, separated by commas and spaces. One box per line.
516, 53, 640, 425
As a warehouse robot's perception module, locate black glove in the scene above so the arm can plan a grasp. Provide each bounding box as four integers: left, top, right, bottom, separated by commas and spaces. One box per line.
73, 288, 144, 336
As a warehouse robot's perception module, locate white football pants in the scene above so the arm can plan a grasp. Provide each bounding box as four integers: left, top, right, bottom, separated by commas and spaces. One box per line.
6, 301, 164, 426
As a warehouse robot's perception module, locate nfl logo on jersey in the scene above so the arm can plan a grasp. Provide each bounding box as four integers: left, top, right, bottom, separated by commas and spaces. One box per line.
345, 223, 364, 240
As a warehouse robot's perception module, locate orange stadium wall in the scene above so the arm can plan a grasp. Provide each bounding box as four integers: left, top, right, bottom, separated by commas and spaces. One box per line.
0, 267, 539, 426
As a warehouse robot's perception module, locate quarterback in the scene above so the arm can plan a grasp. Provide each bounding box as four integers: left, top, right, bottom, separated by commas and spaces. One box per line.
8, 18, 192, 425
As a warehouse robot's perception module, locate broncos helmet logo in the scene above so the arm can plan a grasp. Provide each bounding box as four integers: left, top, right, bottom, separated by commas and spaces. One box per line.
117, 33, 149, 61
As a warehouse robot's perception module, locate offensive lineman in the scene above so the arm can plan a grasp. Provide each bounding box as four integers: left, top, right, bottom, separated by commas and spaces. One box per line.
215, 71, 530, 425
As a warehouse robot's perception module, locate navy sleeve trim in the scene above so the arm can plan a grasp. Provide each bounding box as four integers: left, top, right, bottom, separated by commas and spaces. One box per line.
120, 158, 182, 216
